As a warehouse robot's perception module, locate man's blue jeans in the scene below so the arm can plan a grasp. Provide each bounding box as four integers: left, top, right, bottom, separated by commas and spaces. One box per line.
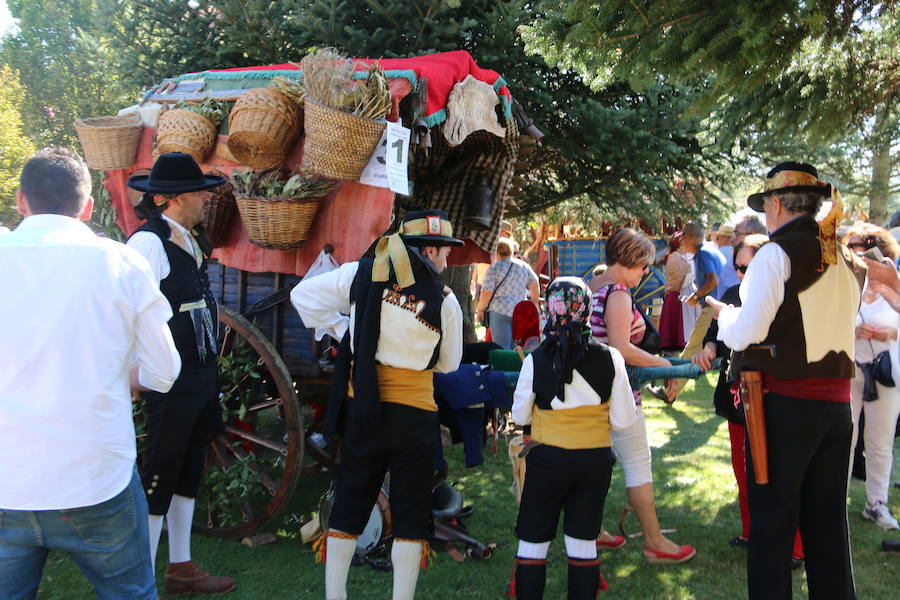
0, 467, 156, 600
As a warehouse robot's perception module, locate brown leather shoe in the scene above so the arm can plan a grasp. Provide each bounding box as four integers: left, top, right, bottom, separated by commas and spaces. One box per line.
164, 560, 235, 597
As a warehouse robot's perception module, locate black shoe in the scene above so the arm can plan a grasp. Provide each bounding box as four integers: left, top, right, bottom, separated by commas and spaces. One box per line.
790, 557, 804, 570
729, 536, 749, 548
882, 539, 900, 553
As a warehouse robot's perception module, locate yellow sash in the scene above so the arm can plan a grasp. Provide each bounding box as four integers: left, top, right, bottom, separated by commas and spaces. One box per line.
375, 364, 436, 412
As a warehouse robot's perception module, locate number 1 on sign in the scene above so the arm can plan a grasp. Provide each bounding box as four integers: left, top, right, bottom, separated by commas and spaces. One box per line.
391, 138, 404, 163
385, 122, 411, 196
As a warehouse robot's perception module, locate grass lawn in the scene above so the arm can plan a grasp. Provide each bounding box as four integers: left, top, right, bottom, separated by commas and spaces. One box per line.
38, 373, 900, 599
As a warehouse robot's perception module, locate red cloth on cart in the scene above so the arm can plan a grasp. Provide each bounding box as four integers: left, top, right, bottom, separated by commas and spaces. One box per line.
105, 129, 490, 274
200, 51, 511, 125
105, 129, 395, 275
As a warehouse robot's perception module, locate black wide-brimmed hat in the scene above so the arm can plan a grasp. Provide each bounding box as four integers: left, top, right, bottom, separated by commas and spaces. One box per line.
127, 152, 226, 195
747, 162, 832, 212
399, 210, 465, 247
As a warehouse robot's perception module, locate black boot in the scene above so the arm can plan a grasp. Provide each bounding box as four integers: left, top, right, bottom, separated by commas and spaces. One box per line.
506, 558, 547, 600
567, 557, 602, 600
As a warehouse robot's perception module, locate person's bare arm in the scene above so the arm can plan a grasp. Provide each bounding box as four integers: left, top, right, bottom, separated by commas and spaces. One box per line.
864, 257, 900, 293
687, 272, 718, 306
528, 281, 539, 308
476, 288, 493, 323
605, 290, 670, 367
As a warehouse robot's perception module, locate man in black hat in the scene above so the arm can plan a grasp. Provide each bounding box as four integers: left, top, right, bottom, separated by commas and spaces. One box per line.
707, 162, 862, 599
126, 153, 235, 596
291, 210, 463, 600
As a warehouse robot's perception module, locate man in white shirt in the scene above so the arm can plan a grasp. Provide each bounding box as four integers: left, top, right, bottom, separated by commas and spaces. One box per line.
0, 147, 181, 599
292, 209, 463, 600
126, 153, 234, 597
708, 162, 862, 600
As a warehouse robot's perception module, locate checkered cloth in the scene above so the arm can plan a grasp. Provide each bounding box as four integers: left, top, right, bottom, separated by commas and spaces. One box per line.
410, 119, 519, 254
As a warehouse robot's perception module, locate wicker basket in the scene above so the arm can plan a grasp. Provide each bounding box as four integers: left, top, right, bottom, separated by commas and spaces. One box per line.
202, 172, 237, 248
302, 99, 386, 180
74, 114, 143, 170
235, 191, 321, 250
156, 109, 218, 165
227, 89, 302, 169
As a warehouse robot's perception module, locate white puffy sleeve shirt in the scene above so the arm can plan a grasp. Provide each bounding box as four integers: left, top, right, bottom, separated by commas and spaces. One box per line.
290, 262, 463, 373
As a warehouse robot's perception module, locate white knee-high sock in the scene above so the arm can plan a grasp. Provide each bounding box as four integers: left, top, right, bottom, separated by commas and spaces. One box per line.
325, 532, 357, 600
166, 495, 194, 564
564, 535, 597, 560
391, 539, 424, 600
517, 540, 550, 559
148, 514, 164, 571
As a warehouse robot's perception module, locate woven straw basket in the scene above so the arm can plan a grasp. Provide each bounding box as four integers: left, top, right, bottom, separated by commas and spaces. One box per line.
156, 109, 218, 165
235, 192, 321, 250
202, 172, 237, 248
302, 99, 386, 181
227, 89, 302, 169
74, 114, 143, 170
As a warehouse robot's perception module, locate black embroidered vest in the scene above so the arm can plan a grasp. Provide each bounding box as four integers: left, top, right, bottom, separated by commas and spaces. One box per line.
132, 215, 218, 368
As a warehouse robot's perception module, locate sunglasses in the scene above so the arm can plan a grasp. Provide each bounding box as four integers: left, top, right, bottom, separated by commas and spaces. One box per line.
736, 265, 749, 274
848, 236, 878, 252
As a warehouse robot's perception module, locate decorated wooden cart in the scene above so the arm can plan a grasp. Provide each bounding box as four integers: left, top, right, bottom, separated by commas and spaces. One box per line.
83, 50, 541, 539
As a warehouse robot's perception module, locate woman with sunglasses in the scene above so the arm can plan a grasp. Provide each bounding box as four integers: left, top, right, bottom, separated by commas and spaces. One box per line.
842, 222, 900, 531
692, 234, 807, 567
588, 228, 696, 564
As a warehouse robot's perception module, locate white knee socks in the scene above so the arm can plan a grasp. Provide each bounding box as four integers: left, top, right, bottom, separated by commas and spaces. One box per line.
148, 514, 164, 571
324, 532, 357, 600
391, 539, 425, 600
167, 494, 195, 564
517, 540, 551, 559
564, 535, 597, 560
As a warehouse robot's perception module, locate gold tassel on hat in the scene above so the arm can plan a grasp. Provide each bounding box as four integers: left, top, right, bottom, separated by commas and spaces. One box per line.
373, 233, 415, 288
818, 186, 844, 270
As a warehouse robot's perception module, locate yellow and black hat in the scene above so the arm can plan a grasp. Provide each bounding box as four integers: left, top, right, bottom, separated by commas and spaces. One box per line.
747, 162, 832, 212
398, 209, 464, 247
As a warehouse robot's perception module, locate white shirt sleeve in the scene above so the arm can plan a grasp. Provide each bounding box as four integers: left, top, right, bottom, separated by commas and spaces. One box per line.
607, 347, 637, 430
290, 261, 358, 342
125, 252, 181, 392
511, 354, 536, 426
435, 292, 463, 373
717, 242, 791, 351
127, 231, 170, 282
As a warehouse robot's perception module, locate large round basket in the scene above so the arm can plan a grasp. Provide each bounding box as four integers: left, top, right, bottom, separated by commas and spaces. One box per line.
74, 114, 143, 170
302, 99, 386, 181
234, 191, 322, 250
227, 89, 301, 169
202, 172, 237, 248
156, 109, 218, 165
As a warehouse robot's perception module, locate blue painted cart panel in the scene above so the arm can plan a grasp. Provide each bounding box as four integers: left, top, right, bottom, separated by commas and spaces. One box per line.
207, 261, 321, 377
544, 238, 669, 310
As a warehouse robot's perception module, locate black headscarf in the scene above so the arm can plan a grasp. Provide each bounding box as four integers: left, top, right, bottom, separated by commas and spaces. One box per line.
530, 277, 592, 408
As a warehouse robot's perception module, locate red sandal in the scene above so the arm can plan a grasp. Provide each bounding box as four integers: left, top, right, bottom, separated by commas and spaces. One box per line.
642, 544, 696, 565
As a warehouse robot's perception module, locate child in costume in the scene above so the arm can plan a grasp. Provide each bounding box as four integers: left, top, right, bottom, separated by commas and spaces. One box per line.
509, 277, 636, 599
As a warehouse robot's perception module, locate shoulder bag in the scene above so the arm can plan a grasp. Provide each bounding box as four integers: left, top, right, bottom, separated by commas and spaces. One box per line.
482, 261, 514, 328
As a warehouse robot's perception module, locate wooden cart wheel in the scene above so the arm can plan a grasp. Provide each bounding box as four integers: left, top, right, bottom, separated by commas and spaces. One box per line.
194, 307, 303, 538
